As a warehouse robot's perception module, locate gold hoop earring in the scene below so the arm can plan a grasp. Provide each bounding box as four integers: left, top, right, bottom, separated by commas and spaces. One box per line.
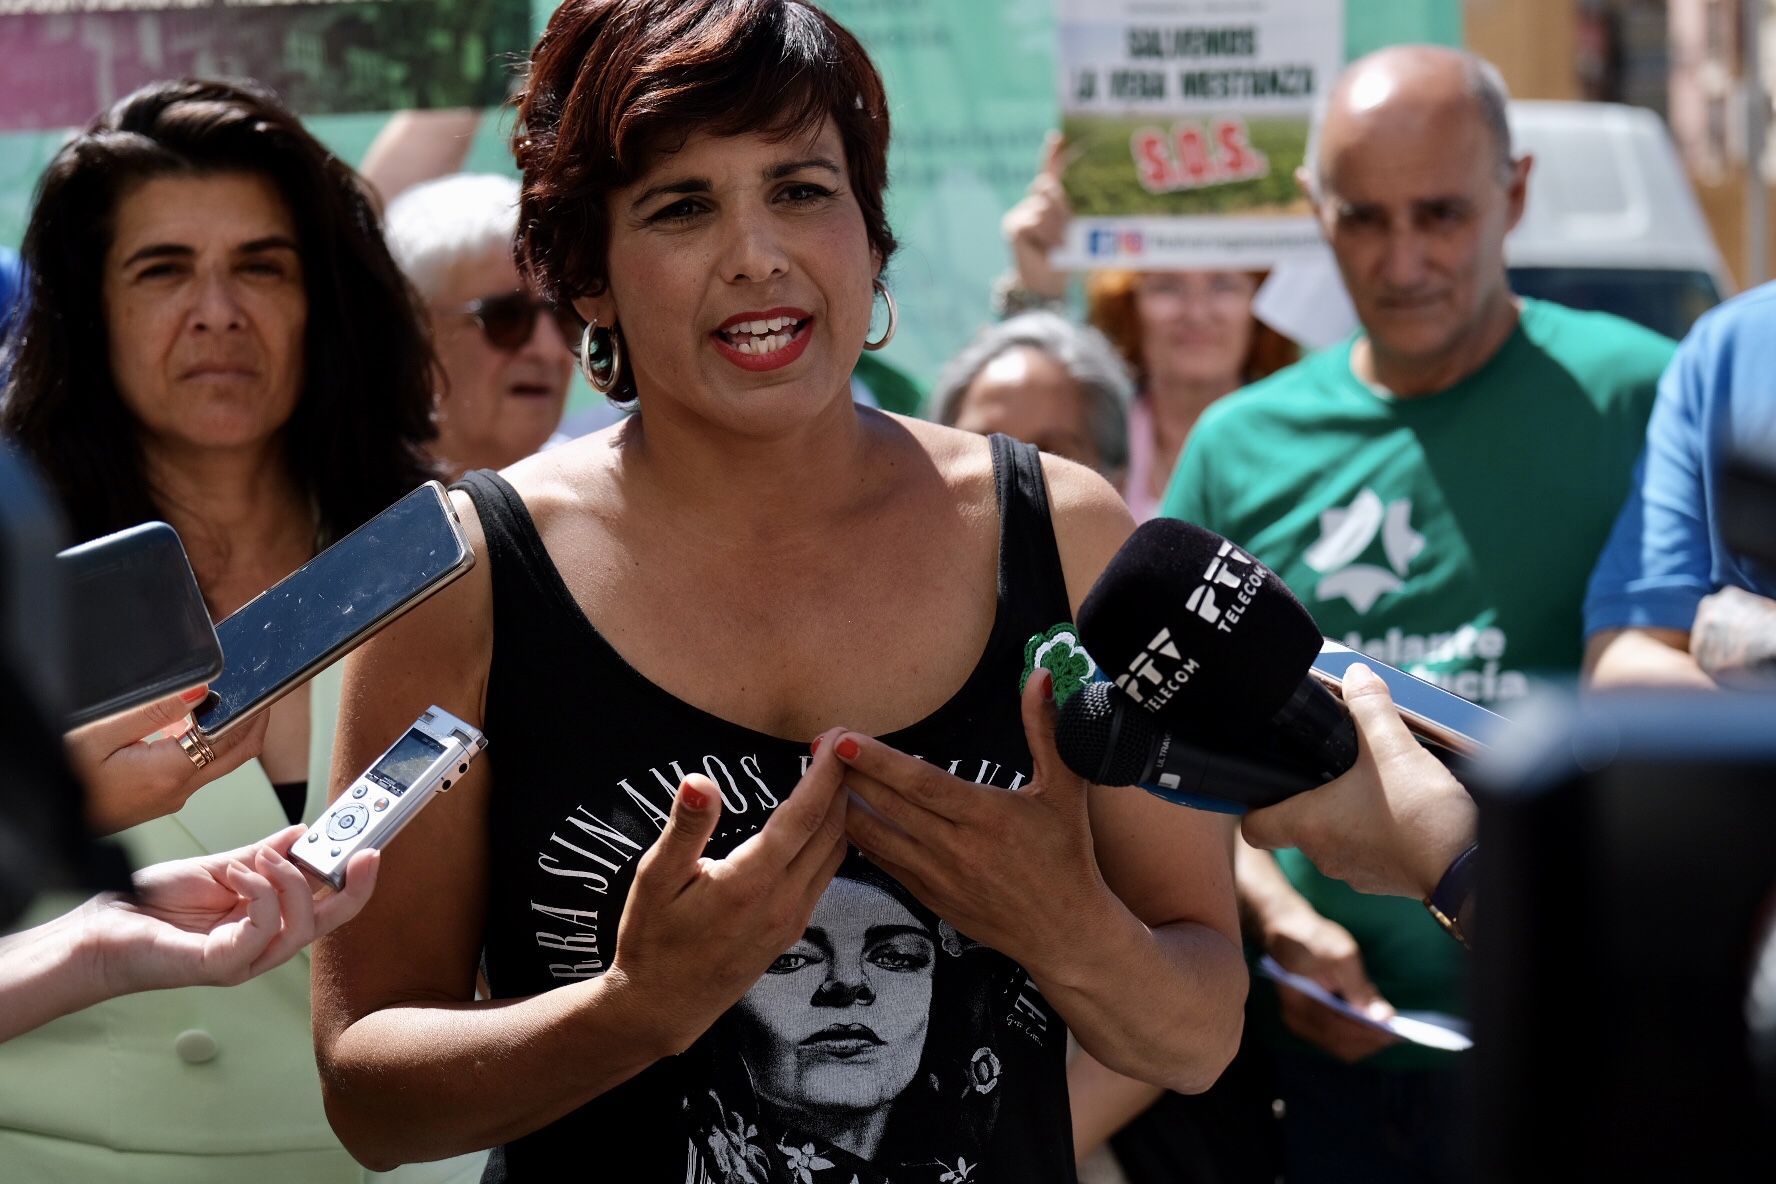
580, 319, 626, 398
863, 279, 897, 351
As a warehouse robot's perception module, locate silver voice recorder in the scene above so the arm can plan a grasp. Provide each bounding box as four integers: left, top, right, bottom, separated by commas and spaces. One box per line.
292, 706, 486, 889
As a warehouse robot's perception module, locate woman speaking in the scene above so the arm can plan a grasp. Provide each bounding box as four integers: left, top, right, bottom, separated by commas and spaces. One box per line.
312, 2, 1246, 1180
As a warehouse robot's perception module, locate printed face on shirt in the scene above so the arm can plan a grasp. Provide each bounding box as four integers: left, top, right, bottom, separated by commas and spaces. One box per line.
734, 876, 936, 1126
1305, 64, 1529, 372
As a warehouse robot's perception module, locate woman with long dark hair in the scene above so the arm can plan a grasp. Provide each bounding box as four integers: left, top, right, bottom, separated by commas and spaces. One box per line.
0, 78, 435, 1180
313, 4, 1247, 1181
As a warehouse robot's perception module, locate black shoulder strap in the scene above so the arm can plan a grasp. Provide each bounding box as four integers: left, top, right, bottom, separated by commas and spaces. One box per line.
989, 434, 1073, 621
450, 468, 580, 630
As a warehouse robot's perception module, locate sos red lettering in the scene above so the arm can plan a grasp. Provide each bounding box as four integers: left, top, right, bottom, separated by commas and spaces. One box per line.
1130, 118, 1269, 193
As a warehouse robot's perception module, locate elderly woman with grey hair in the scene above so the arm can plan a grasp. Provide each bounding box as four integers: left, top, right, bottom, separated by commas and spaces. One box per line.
383, 173, 577, 476
931, 311, 1134, 479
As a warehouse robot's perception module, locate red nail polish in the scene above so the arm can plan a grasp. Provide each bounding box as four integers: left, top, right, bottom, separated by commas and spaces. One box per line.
681, 783, 708, 810
811, 736, 823, 755
836, 737, 861, 761
179, 686, 209, 704
1040, 668, 1055, 700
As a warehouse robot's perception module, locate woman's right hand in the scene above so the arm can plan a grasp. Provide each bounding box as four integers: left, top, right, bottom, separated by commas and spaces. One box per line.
609, 730, 851, 1055
95, 823, 379, 996
66, 687, 269, 835
1001, 131, 1073, 302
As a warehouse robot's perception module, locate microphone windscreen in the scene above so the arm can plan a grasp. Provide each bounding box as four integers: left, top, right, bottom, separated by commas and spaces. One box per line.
1054, 680, 1159, 787
1078, 518, 1323, 728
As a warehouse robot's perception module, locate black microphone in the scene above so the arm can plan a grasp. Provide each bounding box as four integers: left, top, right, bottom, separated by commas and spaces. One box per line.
1055, 680, 1323, 813
1075, 518, 1358, 782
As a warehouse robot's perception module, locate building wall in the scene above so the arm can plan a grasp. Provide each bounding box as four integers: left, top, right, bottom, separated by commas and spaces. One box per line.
1465, 0, 1583, 98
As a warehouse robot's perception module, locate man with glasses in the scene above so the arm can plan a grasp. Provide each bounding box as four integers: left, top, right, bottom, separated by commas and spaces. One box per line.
384, 173, 577, 476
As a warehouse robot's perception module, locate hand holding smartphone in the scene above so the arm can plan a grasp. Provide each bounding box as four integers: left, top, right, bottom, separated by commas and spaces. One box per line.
183, 481, 473, 747
66, 686, 269, 836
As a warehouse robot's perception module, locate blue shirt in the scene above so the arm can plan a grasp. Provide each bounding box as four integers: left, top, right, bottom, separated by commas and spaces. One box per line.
1584, 281, 1776, 635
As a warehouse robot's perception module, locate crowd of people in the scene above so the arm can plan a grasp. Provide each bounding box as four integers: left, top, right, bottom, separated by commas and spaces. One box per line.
0, 1, 1771, 1183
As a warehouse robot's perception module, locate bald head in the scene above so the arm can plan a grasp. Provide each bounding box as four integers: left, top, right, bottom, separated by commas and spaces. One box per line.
1306, 46, 1513, 196
1297, 46, 1531, 393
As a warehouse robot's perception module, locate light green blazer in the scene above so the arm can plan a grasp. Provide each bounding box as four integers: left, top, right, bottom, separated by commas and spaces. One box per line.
0, 666, 362, 1182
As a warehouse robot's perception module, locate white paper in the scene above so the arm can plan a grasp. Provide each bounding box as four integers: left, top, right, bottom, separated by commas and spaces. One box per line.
1258, 955, 1473, 1052
1252, 244, 1360, 349
1053, 0, 1345, 270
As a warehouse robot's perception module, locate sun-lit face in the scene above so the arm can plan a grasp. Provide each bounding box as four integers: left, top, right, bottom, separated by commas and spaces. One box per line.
1132, 270, 1257, 392
575, 118, 875, 434
734, 876, 935, 1121
1308, 80, 1527, 371
101, 171, 307, 454
426, 243, 573, 475
952, 346, 1103, 473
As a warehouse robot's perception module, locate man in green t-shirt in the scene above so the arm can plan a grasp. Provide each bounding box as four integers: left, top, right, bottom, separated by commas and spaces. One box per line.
1161, 46, 1672, 1182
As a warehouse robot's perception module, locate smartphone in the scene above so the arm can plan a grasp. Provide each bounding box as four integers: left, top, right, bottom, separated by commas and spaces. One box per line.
189, 481, 472, 740
291, 705, 486, 889
1307, 638, 1504, 756
59, 522, 222, 729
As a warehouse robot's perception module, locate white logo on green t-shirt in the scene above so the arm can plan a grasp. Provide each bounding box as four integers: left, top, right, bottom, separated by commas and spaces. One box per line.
1304, 487, 1426, 614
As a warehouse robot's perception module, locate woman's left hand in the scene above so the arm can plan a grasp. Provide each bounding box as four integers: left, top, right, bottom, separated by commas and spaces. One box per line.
67, 686, 270, 835
838, 669, 1106, 968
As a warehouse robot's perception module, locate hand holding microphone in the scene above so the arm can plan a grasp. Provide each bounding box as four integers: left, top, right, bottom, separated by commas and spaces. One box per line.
1242, 664, 1478, 901
1054, 519, 1496, 814
1054, 518, 1485, 917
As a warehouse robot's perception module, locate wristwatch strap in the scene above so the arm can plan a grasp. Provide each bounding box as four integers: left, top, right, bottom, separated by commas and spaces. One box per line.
1424, 842, 1479, 947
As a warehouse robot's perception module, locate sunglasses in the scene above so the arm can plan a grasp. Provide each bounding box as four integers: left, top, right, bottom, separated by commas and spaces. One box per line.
445, 291, 582, 352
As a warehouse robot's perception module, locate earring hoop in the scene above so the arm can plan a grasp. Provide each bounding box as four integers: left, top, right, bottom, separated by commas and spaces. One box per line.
579, 319, 626, 398
863, 279, 897, 351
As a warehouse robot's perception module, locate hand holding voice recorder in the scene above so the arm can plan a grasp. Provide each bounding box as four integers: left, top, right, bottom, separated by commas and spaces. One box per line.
291, 706, 486, 889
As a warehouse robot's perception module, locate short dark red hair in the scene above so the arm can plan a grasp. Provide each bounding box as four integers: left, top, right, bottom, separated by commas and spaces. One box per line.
514, 0, 896, 313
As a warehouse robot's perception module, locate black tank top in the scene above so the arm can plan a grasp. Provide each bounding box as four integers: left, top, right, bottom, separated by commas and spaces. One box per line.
457, 435, 1079, 1184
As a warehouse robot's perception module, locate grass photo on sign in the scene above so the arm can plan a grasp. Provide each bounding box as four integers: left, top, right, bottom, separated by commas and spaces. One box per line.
1060, 114, 1311, 218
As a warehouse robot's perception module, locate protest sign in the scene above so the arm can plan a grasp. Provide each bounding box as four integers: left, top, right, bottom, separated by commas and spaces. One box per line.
0, 0, 530, 132
1054, 0, 1345, 270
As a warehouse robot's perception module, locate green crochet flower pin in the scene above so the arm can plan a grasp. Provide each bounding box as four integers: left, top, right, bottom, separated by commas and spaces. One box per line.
1020, 623, 1098, 706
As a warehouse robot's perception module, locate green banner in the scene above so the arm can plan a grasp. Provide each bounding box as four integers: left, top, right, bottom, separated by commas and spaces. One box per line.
0, 1, 531, 132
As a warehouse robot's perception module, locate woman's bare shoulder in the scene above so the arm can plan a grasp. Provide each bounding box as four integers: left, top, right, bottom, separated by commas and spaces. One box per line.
886, 413, 997, 497
882, 417, 1133, 611
493, 425, 626, 528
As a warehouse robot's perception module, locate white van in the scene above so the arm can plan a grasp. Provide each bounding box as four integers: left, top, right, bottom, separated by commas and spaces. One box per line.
1255, 100, 1729, 347
1507, 100, 1730, 340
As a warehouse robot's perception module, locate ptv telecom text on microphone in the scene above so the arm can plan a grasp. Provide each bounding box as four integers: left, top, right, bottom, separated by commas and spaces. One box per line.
1052, 519, 1501, 814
